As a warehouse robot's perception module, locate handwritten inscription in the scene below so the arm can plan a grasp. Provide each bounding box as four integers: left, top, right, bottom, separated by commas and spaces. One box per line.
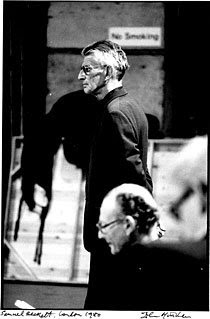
0, 311, 25, 317
59, 312, 82, 318
0, 311, 55, 318
140, 312, 191, 319
84, 313, 101, 318
0, 311, 101, 319
58, 312, 100, 318
140, 312, 159, 318
0, 310, 192, 319
26, 312, 54, 318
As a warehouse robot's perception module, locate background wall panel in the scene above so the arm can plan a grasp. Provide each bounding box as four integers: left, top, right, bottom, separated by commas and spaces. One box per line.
47, 2, 164, 48
46, 2, 164, 122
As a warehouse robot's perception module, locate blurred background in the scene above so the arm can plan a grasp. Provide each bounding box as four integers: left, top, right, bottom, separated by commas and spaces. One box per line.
2, 0, 209, 309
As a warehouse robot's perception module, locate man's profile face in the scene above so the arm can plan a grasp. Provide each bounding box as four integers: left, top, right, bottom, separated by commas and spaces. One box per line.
78, 54, 106, 96
98, 199, 129, 255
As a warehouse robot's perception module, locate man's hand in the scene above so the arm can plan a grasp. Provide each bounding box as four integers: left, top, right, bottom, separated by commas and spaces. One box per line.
22, 184, 49, 213
33, 184, 49, 213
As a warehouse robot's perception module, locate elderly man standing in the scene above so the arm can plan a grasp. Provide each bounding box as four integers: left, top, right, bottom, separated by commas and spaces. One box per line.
78, 40, 152, 308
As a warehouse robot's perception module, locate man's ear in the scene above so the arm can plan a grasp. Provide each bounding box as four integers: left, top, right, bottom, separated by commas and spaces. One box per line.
105, 65, 113, 80
125, 215, 136, 235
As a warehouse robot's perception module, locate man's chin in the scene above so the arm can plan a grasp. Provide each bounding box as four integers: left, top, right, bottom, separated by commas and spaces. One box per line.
83, 87, 91, 94
109, 244, 118, 255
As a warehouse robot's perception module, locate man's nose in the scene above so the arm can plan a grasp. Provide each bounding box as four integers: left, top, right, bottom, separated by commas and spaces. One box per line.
98, 230, 104, 239
78, 69, 85, 80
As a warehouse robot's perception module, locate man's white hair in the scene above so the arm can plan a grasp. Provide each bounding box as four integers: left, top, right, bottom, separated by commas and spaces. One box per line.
81, 40, 130, 80
104, 183, 158, 212
102, 183, 164, 241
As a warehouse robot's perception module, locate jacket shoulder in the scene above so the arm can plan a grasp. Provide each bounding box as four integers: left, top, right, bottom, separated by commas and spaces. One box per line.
107, 94, 147, 130
108, 93, 144, 115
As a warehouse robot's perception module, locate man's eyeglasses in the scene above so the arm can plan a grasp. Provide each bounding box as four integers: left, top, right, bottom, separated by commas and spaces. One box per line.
80, 64, 107, 75
80, 65, 95, 75
96, 219, 123, 234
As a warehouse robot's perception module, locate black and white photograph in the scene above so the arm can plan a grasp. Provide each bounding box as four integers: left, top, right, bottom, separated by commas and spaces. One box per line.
1, 0, 209, 315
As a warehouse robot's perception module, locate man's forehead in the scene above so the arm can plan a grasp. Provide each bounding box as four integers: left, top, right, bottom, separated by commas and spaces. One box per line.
82, 54, 100, 66
100, 197, 119, 220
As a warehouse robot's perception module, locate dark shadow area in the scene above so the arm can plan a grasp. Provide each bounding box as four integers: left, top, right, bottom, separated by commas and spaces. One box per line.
163, 2, 209, 137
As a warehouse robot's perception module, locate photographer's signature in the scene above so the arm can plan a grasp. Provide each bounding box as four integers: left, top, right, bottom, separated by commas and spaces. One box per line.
140, 312, 191, 319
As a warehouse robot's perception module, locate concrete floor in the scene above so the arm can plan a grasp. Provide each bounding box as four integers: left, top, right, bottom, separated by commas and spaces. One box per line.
3, 280, 87, 309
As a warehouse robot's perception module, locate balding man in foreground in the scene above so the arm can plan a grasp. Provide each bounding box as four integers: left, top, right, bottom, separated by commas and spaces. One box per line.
97, 136, 208, 310
97, 183, 164, 309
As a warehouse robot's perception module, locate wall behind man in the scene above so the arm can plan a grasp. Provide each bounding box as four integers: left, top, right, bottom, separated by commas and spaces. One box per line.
46, 2, 164, 124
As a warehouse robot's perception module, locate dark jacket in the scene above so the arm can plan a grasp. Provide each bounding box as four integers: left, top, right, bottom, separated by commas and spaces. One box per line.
102, 238, 208, 310
84, 87, 153, 252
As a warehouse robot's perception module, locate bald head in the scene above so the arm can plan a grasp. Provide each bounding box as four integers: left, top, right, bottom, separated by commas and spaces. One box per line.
98, 184, 161, 254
